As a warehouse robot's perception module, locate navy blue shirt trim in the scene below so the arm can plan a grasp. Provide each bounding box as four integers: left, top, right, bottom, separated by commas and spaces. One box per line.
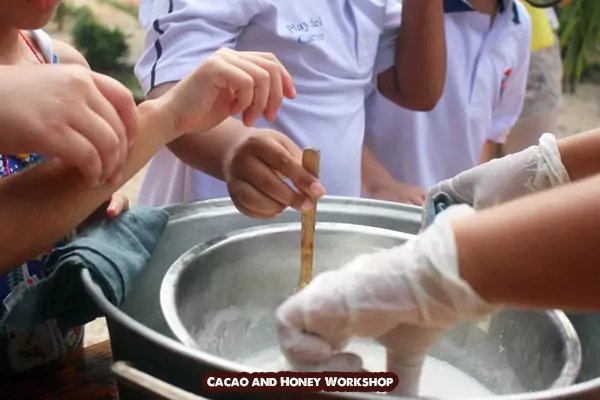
149, 0, 175, 91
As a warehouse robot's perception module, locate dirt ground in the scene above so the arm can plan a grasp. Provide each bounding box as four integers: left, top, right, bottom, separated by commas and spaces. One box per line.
48, 2, 600, 346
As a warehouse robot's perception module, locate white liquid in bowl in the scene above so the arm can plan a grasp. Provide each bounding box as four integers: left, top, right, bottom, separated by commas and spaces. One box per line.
238, 339, 493, 398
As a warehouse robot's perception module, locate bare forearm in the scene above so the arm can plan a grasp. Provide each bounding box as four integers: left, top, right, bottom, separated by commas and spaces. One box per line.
148, 83, 252, 180
167, 117, 250, 180
379, 0, 445, 110
478, 140, 498, 164
0, 101, 172, 274
456, 172, 600, 311
558, 127, 600, 182
361, 145, 395, 194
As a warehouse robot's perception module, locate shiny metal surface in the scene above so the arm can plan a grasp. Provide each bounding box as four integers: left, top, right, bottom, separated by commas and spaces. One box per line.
80, 197, 600, 399
123, 197, 422, 337
160, 222, 580, 395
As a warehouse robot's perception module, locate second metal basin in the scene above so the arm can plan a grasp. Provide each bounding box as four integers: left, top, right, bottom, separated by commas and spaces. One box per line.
160, 222, 581, 397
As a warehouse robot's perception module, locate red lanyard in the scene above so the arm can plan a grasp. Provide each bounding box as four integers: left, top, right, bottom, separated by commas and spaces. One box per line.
19, 31, 44, 65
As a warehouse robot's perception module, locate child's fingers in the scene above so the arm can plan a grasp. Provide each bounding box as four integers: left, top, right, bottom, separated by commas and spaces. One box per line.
247, 51, 296, 100
92, 72, 138, 150
237, 53, 284, 121
106, 193, 130, 218
219, 54, 271, 126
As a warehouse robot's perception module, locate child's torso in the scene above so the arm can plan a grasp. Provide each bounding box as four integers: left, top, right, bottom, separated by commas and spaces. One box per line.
141, 0, 399, 205
365, 0, 529, 188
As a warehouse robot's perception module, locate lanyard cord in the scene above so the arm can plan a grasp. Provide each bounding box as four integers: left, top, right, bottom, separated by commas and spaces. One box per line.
19, 31, 44, 65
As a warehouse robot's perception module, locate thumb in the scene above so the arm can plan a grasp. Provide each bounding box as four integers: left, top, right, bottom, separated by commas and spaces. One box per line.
316, 353, 364, 372
379, 326, 447, 397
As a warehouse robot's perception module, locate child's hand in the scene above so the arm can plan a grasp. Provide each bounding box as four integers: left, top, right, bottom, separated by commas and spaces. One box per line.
105, 193, 130, 218
0, 64, 137, 188
366, 181, 426, 206
155, 48, 297, 141
223, 129, 325, 219
78, 193, 130, 232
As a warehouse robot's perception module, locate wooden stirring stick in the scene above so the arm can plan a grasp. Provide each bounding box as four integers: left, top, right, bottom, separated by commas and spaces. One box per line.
296, 148, 321, 292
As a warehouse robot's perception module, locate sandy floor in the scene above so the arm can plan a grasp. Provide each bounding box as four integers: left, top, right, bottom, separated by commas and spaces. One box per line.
48, 2, 600, 347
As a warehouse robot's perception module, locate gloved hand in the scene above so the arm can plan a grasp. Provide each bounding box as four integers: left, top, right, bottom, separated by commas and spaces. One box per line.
276, 205, 499, 396
424, 133, 569, 220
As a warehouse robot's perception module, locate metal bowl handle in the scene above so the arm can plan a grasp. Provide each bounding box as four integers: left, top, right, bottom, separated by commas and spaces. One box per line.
112, 361, 203, 400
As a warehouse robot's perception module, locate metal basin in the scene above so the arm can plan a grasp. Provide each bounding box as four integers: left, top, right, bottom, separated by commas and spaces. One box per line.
80, 197, 600, 399
160, 222, 581, 397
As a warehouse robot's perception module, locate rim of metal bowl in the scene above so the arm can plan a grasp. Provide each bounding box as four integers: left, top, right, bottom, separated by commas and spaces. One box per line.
159, 221, 581, 393
547, 310, 582, 389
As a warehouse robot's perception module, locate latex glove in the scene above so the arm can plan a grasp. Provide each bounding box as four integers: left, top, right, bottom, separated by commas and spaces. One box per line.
276, 205, 499, 396
425, 133, 569, 215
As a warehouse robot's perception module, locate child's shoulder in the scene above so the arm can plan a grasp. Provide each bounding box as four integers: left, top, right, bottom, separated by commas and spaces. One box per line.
512, 0, 532, 37
490, 1, 531, 60
26, 30, 89, 68
51, 39, 90, 68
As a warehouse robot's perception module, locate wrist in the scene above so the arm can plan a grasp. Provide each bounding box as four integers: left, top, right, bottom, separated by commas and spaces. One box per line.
362, 175, 397, 196
136, 99, 180, 145
220, 121, 260, 181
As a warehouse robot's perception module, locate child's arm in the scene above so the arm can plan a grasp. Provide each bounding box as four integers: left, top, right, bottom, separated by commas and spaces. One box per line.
0, 48, 295, 274
478, 140, 499, 164
362, 145, 425, 205
51, 40, 131, 222
52, 39, 134, 186
456, 171, 600, 311
377, 0, 446, 111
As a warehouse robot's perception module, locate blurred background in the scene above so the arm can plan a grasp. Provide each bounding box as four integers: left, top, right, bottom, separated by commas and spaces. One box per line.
46, 0, 600, 345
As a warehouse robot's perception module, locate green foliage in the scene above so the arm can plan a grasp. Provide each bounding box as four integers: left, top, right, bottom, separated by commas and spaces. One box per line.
53, 2, 68, 31
558, 1, 600, 92
71, 7, 130, 72
96, 0, 139, 19
52, 1, 80, 31
53, 0, 138, 31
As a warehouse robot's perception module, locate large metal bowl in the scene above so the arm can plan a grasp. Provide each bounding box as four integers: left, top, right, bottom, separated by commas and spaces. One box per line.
81, 197, 600, 399
160, 222, 581, 397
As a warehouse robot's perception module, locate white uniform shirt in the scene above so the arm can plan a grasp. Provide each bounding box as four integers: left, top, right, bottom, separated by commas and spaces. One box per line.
135, 0, 402, 206
364, 0, 531, 190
